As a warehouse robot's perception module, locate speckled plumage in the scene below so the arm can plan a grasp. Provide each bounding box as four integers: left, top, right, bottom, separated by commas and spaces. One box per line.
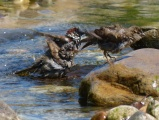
81, 25, 145, 63
16, 27, 84, 78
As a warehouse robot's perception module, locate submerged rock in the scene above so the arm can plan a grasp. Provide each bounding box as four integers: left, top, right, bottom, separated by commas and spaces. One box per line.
30, 85, 77, 94
79, 48, 159, 106
0, 100, 20, 120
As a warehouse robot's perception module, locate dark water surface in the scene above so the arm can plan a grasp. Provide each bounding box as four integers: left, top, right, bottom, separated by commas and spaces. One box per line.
0, 0, 159, 120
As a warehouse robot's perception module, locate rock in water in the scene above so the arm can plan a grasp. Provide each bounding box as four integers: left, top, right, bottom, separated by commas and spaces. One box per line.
106, 105, 138, 120
79, 48, 159, 106
91, 111, 107, 120
131, 28, 159, 49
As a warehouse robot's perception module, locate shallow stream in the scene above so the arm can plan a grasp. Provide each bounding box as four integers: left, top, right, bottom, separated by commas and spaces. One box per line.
0, 0, 159, 119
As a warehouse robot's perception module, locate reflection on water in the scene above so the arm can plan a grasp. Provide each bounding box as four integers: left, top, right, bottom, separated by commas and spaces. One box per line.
0, 0, 159, 28
0, 0, 82, 28
0, 0, 159, 120
79, 0, 159, 26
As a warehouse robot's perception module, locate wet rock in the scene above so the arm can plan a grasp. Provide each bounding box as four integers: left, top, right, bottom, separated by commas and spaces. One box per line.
131, 28, 159, 49
0, 100, 20, 120
129, 111, 156, 120
97, 64, 158, 96
147, 100, 159, 119
79, 74, 140, 106
91, 111, 107, 120
79, 48, 159, 106
106, 105, 138, 120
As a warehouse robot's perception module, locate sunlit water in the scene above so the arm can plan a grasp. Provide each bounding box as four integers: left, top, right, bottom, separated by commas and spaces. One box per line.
0, 0, 159, 120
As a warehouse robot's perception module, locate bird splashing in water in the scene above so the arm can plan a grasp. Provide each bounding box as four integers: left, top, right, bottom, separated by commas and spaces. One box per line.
16, 25, 151, 79
16, 27, 85, 78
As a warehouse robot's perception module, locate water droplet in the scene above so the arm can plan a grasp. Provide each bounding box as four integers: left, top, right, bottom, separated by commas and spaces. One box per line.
49, 28, 51, 31
4, 32, 6, 34
152, 81, 157, 88
141, 101, 145, 105
32, 56, 36, 61
4, 64, 7, 66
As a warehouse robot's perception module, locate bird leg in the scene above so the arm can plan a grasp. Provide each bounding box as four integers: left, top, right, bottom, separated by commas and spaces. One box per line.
103, 51, 116, 64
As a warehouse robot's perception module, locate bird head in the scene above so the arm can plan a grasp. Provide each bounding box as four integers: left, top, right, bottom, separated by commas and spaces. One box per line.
66, 27, 85, 42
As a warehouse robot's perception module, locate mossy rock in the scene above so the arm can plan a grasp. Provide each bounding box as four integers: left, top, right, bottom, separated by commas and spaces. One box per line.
106, 105, 138, 120
147, 100, 159, 119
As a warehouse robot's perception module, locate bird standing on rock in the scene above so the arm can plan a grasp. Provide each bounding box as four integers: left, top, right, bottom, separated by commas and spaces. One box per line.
16, 25, 149, 79
81, 25, 145, 64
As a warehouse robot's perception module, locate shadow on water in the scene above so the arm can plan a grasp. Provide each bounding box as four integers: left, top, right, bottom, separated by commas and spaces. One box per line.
0, 0, 159, 120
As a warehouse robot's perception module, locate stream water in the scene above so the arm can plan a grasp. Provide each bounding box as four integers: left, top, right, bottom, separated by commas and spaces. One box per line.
0, 0, 159, 120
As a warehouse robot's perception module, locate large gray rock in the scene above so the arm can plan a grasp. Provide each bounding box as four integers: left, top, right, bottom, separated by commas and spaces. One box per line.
116, 48, 159, 75
79, 48, 159, 106
129, 111, 156, 120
